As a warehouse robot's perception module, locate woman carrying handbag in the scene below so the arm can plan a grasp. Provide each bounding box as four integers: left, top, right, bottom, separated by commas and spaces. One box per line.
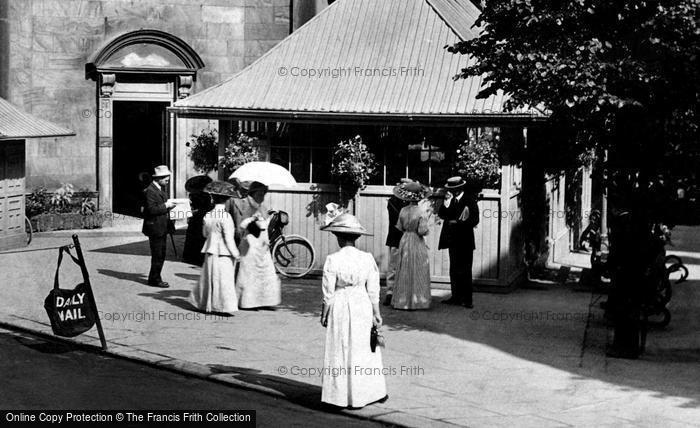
319, 213, 388, 409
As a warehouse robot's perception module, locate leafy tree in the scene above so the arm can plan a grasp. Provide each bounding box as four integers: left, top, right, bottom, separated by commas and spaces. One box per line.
449, 0, 698, 358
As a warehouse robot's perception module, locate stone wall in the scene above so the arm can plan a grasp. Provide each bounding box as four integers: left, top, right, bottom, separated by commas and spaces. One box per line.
3, 0, 309, 192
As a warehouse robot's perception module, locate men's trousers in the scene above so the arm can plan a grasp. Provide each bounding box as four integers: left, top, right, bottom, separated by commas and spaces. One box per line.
148, 235, 167, 284
448, 246, 474, 305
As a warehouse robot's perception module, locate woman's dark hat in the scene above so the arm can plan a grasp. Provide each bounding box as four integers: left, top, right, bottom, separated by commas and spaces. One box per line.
185, 175, 213, 193
248, 181, 268, 194
393, 180, 428, 202
445, 176, 466, 190
203, 181, 236, 197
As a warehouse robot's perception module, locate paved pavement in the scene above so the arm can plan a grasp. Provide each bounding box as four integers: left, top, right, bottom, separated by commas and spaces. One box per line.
0, 328, 387, 427
1, 226, 699, 427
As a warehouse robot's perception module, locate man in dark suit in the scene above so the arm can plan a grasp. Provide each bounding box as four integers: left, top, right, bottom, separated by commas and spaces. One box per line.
142, 165, 176, 288
438, 176, 479, 308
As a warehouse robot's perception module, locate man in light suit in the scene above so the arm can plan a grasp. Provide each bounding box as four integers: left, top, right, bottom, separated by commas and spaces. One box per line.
438, 176, 480, 308
142, 165, 176, 288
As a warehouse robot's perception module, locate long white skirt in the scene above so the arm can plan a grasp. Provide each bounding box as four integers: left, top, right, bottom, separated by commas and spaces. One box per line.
189, 254, 238, 314
236, 233, 281, 309
322, 286, 387, 408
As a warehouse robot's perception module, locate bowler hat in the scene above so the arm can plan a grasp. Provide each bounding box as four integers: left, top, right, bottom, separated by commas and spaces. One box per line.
320, 213, 372, 236
445, 176, 466, 189
152, 165, 172, 178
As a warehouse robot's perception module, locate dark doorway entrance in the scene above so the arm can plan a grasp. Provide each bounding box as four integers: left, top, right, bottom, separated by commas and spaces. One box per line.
112, 101, 169, 217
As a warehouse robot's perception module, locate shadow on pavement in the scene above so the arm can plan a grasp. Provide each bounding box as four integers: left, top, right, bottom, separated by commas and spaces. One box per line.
12, 334, 75, 354
138, 289, 195, 311
98, 269, 149, 285
208, 364, 324, 411
277, 258, 700, 409
90, 235, 184, 262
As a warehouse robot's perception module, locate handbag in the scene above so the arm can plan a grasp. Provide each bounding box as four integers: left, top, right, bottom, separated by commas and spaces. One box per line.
370, 325, 385, 352
43, 247, 97, 337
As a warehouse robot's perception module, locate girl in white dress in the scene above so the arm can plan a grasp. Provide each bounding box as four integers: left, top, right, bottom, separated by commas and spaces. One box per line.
320, 213, 388, 408
189, 181, 240, 315
235, 183, 281, 309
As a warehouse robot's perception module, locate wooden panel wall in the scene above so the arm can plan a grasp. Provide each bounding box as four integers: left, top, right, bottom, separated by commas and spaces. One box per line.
0, 140, 26, 250
267, 185, 505, 284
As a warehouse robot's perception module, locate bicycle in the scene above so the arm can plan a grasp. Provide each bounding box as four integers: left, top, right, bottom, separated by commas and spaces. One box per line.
267, 210, 316, 278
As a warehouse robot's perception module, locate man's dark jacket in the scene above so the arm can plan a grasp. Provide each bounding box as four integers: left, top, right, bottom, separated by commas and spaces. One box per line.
385, 196, 406, 248
438, 193, 479, 250
142, 183, 170, 237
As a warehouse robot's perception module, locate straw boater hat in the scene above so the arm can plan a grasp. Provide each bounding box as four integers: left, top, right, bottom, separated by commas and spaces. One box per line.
321, 213, 373, 236
152, 165, 172, 178
203, 181, 236, 197
393, 180, 429, 202
445, 176, 466, 190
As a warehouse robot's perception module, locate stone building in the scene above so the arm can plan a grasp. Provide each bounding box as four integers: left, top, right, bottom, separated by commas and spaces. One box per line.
0, 0, 327, 213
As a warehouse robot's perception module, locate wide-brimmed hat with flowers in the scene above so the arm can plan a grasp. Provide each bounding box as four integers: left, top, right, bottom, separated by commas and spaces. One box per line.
320, 213, 372, 236
393, 179, 429, 202
203, 180, 236, 197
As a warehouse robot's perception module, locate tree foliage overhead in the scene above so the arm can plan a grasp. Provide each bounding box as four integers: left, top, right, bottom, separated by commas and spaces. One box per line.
448, 0, 699, 169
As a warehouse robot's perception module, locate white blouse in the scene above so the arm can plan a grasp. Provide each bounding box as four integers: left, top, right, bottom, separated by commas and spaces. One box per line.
322, 246, 380, 305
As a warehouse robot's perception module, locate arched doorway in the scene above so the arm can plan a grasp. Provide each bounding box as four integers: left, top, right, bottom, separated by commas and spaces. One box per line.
86, 29, 204, 215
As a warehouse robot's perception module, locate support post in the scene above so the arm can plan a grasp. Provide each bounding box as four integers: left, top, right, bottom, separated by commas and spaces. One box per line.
71, 234, 108, 351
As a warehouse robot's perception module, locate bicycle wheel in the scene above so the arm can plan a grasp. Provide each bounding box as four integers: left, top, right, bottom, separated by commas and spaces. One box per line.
24, 216, 33, 246
272, 235, 315, 278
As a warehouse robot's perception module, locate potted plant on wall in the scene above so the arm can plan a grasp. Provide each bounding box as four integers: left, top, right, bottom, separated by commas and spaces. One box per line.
330, 135, 378, 208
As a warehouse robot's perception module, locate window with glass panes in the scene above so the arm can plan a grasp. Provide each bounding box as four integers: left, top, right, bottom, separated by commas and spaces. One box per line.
254, 123, 495, 187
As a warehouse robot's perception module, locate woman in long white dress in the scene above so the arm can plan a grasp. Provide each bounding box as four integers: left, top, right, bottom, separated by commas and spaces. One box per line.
320, 213, 388, 408
189, 181, 240, 315
235, 182, 281, 309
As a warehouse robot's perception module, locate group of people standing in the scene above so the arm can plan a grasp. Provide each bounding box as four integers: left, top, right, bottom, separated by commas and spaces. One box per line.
384, 176, 480, 310
189, 179, 281, 314
141, 165, 479, 410
140, 165, 281, 315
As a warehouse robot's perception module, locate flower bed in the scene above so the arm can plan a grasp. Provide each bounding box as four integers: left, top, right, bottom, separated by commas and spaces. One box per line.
31, 211, 112, 232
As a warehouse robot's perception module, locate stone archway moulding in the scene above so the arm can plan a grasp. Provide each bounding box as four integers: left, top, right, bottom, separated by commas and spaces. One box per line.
85, 29, 204, 211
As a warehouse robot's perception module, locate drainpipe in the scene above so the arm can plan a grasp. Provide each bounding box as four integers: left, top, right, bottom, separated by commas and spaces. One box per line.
289, 0, 294, 34
0, 0, 9, 99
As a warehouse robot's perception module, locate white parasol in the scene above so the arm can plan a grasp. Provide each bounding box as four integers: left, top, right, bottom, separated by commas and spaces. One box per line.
229, 161, 297, 187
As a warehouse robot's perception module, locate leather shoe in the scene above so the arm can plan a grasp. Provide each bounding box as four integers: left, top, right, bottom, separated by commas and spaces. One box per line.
149, 281, 169, 288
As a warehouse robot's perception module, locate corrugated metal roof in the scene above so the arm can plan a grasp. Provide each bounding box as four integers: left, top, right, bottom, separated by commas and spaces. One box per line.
0, 97, 75, 140
174, 0, 542, 121
426, 0, 482, 41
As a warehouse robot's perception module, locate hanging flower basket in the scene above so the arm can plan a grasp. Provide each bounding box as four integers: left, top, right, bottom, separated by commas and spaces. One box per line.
330, 135, 378, 207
